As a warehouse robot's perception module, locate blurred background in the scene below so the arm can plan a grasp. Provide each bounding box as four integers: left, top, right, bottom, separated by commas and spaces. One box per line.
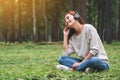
0, 0, 120, 44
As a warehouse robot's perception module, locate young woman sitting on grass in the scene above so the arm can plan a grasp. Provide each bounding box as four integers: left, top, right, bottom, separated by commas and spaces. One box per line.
56, 10, 110, 73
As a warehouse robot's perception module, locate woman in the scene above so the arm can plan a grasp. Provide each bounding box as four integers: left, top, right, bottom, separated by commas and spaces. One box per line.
56, 10, 110, 72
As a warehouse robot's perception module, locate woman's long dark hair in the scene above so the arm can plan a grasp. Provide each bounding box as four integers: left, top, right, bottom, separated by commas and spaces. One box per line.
66, 10, 85, 42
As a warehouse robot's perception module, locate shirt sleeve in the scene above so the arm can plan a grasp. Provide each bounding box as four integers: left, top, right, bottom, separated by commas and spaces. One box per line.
87, 26, 99, 55
63, 38, 75, 56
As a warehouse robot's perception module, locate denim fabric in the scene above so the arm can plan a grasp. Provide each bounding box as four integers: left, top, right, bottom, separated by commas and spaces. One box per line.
58, 55, 109, 71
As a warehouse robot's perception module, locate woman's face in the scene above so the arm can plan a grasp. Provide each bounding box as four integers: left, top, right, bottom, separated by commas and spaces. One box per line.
65, 14, 76, 28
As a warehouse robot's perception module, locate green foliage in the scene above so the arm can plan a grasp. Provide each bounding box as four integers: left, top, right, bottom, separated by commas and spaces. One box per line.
0, 42, 120, 80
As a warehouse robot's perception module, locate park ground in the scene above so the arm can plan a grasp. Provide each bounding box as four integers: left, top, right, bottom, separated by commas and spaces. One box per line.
0, 41, 120, 80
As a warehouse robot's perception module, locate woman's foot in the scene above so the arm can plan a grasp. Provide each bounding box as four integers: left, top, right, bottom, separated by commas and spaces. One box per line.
85, 67, 97, 73
56, 64, 71, 70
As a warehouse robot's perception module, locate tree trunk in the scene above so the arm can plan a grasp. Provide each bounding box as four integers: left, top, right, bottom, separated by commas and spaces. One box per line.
18, 0, 22, 43
104, 0, 113, 44
52, 13, 59, 41
32, 0, 38, 42
79, 0, 86, 20
70, 0, 75, 9
118, 0, 120, 41
2, 0, 9, 43
87, 0, 91, 24
51, 2, 59, 42
9, 0, 15, 43
97, 0, 105, 41
42, 0, 48, 42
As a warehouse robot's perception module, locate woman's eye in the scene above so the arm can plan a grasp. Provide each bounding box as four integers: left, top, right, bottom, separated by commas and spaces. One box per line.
66, 16, 69, 19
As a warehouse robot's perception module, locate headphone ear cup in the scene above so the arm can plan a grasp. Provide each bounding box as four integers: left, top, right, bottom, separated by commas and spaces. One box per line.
74, 12, 80, 20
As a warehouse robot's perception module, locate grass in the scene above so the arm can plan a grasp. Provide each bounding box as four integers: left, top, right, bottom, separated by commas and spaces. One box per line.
0, 42, 120, 80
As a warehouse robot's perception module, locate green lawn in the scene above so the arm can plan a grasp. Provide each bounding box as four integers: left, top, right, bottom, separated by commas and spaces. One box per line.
0, 42, 120, 80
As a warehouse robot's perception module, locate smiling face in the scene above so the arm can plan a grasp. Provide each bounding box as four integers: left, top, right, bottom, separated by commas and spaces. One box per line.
65, 14, 76, 28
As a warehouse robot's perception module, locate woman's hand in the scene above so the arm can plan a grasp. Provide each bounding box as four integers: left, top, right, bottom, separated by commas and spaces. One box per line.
72, 62, 82, 70
63, 26, 70, 37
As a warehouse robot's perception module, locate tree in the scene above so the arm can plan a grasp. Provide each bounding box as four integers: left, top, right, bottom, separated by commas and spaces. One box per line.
70, 0, 75, 9
51, 0, 60, 41
42, 0, 48, 41
8, 0, 16, 43
79, 0, 86, 20
18, 0, 22, 43
22, 0, 33, 42
104, 0, 113, 44
1, 0, 9, 43
32, 0, 37, 42
0, 0, 119, 43
118, 0, 120, 40
97, 0, 105, 41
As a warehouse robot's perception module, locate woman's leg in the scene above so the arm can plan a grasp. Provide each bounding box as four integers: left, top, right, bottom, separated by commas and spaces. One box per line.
58, 55, 82, 68
76, 57, 109, 71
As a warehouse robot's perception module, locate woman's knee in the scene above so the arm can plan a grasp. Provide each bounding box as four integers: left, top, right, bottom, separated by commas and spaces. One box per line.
58, 55, 68, 63
89, 57, 101, 63
86, 57, 102, 66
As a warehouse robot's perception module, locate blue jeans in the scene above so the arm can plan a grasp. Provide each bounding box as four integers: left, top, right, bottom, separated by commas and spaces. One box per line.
58, 56, 109, 71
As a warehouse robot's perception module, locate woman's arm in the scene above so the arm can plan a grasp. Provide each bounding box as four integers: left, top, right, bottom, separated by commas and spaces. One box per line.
82, 52, 93, 62
63, 35, 69, 50
62, 27, 75, 56
72, 52, 93, 70
63, 27, 70, 50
